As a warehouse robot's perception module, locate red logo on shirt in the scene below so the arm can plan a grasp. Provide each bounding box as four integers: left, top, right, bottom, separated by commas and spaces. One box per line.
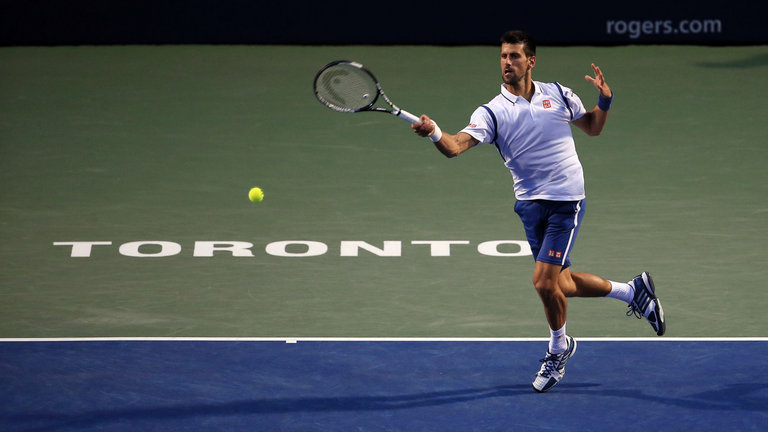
542, 100, 552, 109
548, 250, 562, 258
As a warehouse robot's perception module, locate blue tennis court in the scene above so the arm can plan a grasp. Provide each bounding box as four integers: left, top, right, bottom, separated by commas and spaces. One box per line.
2, 339, 766, 431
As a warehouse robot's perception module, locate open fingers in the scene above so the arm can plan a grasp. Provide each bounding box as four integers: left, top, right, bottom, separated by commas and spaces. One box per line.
591, 63, 604, 84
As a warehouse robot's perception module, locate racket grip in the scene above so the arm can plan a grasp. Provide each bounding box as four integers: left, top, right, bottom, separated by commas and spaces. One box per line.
395, 109, 421, 124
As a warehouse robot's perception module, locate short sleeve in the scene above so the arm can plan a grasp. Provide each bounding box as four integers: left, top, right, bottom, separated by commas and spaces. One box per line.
558, 84, 588, 121
459, 106, 496, 145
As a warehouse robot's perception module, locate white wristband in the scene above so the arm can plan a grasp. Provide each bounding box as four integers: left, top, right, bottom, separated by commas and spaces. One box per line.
429, 122, 443, 142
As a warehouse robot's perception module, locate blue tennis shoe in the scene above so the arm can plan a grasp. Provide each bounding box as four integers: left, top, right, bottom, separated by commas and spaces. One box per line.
532, 336, 577, 393
627, 272, 666, 336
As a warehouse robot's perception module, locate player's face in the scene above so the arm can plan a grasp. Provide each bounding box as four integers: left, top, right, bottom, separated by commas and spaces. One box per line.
500, 43, 535, 85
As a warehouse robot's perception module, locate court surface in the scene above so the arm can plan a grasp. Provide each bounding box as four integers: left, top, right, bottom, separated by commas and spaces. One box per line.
3, 338, 768, 431
1, 44, 767, 430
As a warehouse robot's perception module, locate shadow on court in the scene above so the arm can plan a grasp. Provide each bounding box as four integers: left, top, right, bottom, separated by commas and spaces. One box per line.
11, 382, 767, 431
696, 52, 768, 68
2, 341, 766, 431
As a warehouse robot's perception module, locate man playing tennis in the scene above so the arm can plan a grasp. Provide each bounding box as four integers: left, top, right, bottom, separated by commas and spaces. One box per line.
411, 30, 665, 393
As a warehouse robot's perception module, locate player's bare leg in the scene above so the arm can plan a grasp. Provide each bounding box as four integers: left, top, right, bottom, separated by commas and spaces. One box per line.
531, 261, 576, 392
559, 268, 612, 298
532, 261, 568, 331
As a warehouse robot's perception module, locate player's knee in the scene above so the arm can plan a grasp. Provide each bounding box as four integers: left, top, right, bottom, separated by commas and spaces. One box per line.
533, 277, 558, 299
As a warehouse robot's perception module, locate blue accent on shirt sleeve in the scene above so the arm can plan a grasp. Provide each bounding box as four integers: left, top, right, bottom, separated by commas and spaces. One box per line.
553, 82, 574, 121
480, 105, 498, 143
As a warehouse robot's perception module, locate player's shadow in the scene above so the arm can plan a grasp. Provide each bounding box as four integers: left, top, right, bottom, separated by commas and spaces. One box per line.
10, 382, 768, 431
5, 383, 590, 431
568, 382, 768, 412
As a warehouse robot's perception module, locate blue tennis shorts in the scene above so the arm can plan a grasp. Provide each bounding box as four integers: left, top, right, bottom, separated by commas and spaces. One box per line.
513, 199, 585, 268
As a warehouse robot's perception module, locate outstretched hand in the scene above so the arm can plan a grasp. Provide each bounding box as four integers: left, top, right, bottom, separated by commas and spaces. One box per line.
411, 114, 436, 137
584, 63, 612, 98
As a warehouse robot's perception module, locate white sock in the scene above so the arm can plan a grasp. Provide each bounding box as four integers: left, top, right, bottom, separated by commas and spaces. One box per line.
549, 324, 567, 353
606, 280, 634, 304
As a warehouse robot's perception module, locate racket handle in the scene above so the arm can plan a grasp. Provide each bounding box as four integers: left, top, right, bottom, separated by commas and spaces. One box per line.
394, 109, 421, 124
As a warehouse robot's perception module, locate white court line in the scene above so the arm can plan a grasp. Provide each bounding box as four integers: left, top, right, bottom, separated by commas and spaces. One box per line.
0, 337, 766, 343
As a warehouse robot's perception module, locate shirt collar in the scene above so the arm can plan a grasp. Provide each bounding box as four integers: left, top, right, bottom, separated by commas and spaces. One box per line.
500, 81, 542, 103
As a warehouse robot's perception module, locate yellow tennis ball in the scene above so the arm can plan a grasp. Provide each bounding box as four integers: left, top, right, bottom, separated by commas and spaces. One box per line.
248, 187, 264, 203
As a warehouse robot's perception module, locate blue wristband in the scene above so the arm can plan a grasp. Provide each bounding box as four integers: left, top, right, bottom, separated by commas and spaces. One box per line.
598, 92, 613, 111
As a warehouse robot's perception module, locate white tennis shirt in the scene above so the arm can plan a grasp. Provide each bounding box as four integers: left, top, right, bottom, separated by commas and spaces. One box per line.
460, 82, 588, 201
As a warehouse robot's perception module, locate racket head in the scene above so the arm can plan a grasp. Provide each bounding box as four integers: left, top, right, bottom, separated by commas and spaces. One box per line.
313, 60, 381, 113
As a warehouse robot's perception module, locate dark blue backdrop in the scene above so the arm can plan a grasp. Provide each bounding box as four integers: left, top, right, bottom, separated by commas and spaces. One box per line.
2, 0, 767, 46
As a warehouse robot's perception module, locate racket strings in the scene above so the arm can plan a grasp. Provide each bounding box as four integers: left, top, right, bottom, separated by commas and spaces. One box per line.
316, 65, 378, 112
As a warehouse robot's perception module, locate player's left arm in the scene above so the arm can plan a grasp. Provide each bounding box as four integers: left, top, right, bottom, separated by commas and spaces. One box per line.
572, 63, 612, 137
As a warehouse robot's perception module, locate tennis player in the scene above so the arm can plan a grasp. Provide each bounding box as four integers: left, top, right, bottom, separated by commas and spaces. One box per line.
412, 30, 665, 393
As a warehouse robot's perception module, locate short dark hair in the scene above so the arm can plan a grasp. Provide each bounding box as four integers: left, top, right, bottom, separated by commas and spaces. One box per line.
500, 30, 536, 57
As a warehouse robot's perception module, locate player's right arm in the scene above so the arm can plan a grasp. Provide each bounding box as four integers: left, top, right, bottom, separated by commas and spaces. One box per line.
412, 114, 479, 158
